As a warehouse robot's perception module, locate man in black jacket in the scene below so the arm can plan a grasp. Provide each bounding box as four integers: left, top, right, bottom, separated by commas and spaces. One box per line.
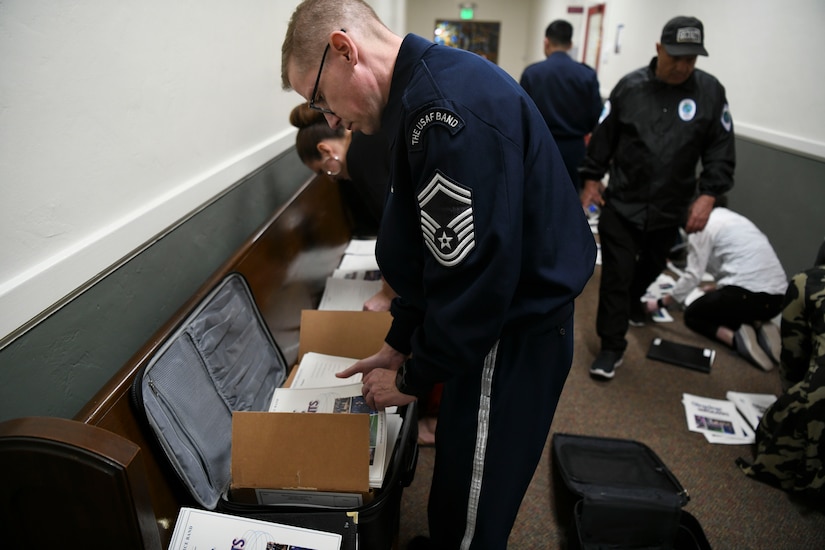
580, 16, 735, 380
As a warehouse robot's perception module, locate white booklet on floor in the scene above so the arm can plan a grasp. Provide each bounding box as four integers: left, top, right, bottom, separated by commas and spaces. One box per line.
682, 393, 754, 444
725, 391, 777, 430
168, 507, 342, 550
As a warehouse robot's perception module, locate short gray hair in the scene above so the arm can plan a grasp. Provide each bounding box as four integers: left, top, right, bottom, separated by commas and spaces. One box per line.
281, 0, 383, 90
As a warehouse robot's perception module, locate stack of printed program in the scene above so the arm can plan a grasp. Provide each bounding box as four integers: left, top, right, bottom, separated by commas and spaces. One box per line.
682, 392, 777, 444
319, 238, 382, 311
268, 352, 403, 495
168, 507, 342, 550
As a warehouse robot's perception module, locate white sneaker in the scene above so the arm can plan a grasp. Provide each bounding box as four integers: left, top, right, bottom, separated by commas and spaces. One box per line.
756, 322, 781, 364
734, 325, 774, 371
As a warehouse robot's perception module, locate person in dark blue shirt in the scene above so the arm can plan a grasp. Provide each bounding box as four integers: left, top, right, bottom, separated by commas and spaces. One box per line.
520, 20, 602, 193
282, 1, 596, 547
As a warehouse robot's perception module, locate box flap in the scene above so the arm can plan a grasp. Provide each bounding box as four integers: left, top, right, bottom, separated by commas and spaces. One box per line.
298, 310, 392, 361
231, 411, 370, 493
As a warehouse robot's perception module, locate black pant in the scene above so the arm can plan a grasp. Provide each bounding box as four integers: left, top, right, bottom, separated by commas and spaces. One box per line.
684, 285, 785, 341
597, 206, 678, 352
428, 307, 574, 549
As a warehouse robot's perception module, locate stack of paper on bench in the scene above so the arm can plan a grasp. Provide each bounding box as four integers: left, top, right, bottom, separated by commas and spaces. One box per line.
319, 238, 382, 310
269, 352, 401, 490
318, 277, 383, 311
344, 238, 377, 256
338, 238, 379, 273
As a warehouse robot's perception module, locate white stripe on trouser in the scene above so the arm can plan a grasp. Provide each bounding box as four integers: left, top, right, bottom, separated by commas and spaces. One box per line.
460, 340, 499, 550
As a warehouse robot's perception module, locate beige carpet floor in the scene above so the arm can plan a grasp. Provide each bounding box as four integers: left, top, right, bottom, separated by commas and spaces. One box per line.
397, 263, 825, 549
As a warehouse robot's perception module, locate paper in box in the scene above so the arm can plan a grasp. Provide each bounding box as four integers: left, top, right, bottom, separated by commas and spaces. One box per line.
230, 310, 392, 500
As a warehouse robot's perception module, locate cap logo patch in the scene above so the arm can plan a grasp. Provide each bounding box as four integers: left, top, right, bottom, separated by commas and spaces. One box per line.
417, 171, 475, 267
678, 98, 697, 122
676, 27, 702, 44
720, 103, 732, 132
409, 107, 464, 150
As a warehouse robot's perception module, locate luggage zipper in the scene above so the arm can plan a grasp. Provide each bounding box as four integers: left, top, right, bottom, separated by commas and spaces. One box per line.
146, 373, 220, 488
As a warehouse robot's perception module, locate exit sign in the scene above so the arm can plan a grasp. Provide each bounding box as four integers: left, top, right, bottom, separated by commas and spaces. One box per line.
460, 6, 474, 20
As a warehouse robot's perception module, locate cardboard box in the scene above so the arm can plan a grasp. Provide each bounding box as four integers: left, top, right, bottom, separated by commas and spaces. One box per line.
230, 310, 393, 502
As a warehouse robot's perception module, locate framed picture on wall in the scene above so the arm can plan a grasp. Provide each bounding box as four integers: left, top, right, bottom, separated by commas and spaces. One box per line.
434, 20, 500, 64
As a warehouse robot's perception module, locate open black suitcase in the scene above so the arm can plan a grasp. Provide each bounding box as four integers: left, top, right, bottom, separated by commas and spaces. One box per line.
131, 272, 418, 550
552, 433, 711, 550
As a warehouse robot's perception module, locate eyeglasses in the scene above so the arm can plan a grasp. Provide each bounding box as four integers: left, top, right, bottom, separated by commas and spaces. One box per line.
309, 29, 345, 116
309, 43, 334, 115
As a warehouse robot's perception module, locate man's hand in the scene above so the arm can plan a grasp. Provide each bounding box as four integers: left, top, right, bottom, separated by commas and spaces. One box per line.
685, 194, 715, 233
361, 368, 417, 410
581, 179, 605, 210
336, 342, 406, 380
362, 279, 397, 312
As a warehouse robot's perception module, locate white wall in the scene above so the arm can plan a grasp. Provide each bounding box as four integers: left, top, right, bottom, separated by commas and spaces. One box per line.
581, 0, 825, 159
0, 1, 308, 345
1, 0, 823, 346
0, 0, 410, 348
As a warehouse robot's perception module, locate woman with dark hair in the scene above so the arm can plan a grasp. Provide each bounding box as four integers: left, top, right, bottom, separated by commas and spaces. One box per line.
290, 103, 387, 238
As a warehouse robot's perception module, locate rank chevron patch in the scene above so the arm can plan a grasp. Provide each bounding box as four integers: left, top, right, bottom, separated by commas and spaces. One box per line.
417, 171, 475, 267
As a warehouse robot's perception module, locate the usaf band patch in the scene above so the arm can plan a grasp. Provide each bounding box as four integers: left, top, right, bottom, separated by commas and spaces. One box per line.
410, 107, 464, 150
418, 171, 475, 267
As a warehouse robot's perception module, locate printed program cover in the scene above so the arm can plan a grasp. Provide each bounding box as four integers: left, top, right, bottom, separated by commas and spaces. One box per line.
167, 507, 341, 550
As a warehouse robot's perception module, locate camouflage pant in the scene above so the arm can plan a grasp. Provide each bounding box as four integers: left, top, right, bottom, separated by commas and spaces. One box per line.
738, 266, 825, 498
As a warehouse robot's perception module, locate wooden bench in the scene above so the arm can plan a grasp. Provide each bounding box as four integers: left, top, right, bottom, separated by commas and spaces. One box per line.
0, 175, 354, 548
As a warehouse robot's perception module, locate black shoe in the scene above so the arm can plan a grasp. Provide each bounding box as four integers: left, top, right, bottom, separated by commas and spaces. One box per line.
407, 536, 434, 550
629, 303, 647, 327
589, 350, 623, 380
734, 325, 774, 371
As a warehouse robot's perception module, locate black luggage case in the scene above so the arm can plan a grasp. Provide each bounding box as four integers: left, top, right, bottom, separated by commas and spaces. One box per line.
552, 433, 710, 550
131, 272, 418, 550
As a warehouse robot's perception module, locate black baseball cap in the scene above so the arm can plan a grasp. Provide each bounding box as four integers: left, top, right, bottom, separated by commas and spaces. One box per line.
661, 16, 708, 56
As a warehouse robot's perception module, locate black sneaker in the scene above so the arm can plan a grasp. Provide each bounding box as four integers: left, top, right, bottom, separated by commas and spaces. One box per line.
628, 314, 646, 327
734, 325, 774, 371
629, 303, 647, 327
589, 350, 623, 380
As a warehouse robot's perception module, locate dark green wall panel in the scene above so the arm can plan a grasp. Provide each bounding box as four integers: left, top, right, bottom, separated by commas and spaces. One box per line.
0, 150, 310, 423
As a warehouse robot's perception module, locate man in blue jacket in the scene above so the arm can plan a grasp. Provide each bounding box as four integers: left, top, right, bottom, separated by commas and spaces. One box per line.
580, 16, 735, 381
282, 1, 597, 548
520, 20, 603, 192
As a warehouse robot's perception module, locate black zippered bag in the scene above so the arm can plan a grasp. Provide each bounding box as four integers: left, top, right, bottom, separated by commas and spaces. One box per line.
552, 433, 710, 550
131, 272, 417, 550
